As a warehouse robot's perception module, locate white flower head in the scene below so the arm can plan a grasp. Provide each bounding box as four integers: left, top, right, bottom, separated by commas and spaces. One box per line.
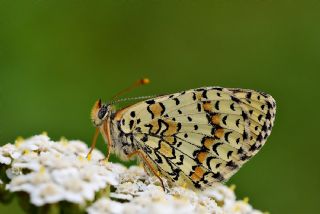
87, 198, 124, 214
3, 134, 121, 206
1, 134, 265, 214
0, 143, 21, 165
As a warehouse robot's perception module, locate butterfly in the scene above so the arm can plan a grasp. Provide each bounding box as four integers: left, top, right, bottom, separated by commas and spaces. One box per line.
87, 79, 276, 190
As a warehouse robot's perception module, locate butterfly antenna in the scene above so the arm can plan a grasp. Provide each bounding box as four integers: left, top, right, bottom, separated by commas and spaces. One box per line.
112, 95, 157, 104
111, 78, 150, 101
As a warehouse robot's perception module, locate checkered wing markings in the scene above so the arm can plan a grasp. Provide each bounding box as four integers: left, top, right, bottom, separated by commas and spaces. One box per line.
134, 120, 249, 187
119, 87, 276, 188
133, 134, 196, 187
228, 88, 276, 154
133, 134, 231, 189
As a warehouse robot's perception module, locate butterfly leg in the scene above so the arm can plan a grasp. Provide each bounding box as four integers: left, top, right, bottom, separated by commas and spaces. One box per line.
97, 138, 112, 164
101, 120, 113, 162
86, 127, 111, 163
127, 150, 165, 191
86, 128, 100, 160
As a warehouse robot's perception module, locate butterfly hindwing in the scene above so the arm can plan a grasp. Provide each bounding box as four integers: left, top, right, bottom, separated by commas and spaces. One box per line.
117, 87, 276, 189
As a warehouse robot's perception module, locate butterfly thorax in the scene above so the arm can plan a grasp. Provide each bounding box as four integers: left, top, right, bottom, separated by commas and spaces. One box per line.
100, 109, 138, 161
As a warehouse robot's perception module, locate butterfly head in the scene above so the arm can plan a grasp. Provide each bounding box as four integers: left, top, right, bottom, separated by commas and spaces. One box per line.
91, 99, 112, 127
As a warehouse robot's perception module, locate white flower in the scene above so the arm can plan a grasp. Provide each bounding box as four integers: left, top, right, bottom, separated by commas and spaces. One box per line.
201, 184, 236, 203
87, 198, 124, 214
110, 192, 133, 201
0, 155, 11, 165
224, 200, 263, 214
30, 182, 66, 206
17, 135, 52, 152
1, 134, 265, 214
3, 134, 121, 206
0, 143, 21, 165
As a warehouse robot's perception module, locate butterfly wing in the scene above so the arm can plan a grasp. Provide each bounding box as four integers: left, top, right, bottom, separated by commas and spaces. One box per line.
116, 87, 276, 189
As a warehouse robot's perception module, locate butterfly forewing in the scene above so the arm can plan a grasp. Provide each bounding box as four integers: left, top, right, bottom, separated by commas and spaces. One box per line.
117, 87, 276, 189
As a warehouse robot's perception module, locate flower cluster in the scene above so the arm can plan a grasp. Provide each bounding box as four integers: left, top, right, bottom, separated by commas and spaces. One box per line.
0, 134, 264, 214
88, 166, 263, 214
1, 134, 117, 207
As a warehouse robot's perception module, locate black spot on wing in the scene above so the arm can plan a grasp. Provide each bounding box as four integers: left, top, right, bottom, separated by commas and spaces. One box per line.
212, 142, 223, 156
246, 92, 252, 99
206, 156, 215, 170
230, 103, 235, 111
226, 160, 238, 169
177, 122, 182, 131
240, 154, 251, 161
159, 102, 166, 116
231, 96, 241, 103
147, 106, 154, 119
215, 101, 220, 110
249, 143, 258, 152
237, 147, 243, 154
257, 133, 263, 142
143, 146, 152, 154
222, 115, 228, 125
129, 120, 134, 130
241, 111, 248, 120
236, 119, 240, 127
224, 131, 232, 142
227, 151, 233, 159
261, 124, 267, 132
243, 130, 248, 140
173, 98, 180, 105
154, 152, 163, 164
266, 112, 272, 120
202, 90, 208, 99
130, 111, 135, 117
141, 135, 148, 142
211, 127, 216, 135
177, 141, 182, 147
266, 101, 273, 109
158, 119, 168, 135
146, 99, 155, 105
135, 127, 141, 132
192, 92, 196, 101
212, 172, 224, 181
176, 155, 184, 166
144, 124, 153, 133
197, 103, 202, 112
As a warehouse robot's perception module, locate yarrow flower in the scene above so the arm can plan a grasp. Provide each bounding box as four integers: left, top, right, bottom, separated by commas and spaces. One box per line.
0, 134, 265, 214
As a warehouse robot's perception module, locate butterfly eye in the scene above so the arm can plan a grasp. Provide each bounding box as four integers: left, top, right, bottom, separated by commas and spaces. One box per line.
98, 107, 108, 119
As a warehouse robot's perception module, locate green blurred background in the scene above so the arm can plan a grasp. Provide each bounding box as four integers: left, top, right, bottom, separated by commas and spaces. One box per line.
0, 0, 319, 213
